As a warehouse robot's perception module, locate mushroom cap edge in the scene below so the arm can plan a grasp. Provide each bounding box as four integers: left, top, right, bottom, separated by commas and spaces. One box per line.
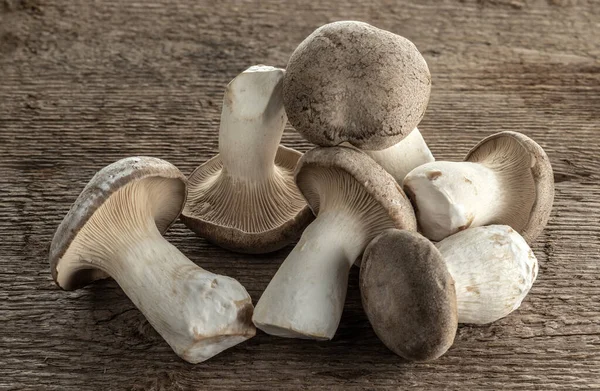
465, 131, 554, 243
294, 146, 417, 232
182, 145, 314, 254
49, 156, 187, 289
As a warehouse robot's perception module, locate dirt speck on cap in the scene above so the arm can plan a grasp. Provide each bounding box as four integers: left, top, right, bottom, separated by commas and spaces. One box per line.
427, 170, 443, 180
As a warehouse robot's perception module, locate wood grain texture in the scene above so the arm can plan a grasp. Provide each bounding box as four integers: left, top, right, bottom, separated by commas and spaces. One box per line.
0, 0, 599, 389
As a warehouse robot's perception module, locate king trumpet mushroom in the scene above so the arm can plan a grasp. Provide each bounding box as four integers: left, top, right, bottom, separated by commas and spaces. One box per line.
436, 225, 538, 324
49, 157, 256, 363
253, 146, 417, 340
182, 65, 313, 254
360, 229, 458, 361
403, 131, 554, 243
283, 21, 433, 182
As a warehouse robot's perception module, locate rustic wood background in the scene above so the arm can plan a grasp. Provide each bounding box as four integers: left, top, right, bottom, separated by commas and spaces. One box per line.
1, 0, 599, 389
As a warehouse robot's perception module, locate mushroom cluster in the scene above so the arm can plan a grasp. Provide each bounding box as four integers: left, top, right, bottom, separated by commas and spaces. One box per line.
50, 21, 554, 363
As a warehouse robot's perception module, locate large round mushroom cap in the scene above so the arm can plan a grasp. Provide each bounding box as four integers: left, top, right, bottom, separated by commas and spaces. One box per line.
49, 157, 186, 290
284, 21, 431, 150
360, 229, 458, 361
465, 131, 554, 243
295, 146, 417, 235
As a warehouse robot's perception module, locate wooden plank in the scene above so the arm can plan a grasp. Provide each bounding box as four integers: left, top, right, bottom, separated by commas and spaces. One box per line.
0, 0, 599, 389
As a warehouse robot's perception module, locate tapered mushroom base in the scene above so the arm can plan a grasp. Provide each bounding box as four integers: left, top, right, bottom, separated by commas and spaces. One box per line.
252, 212, 361, 341
159, 270, 256, 363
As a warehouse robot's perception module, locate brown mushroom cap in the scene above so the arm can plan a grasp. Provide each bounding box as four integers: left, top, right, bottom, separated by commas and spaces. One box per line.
283, 21, 431, 150
181, 145, 314, 254
49, 157, 186, 290
465, 131, 554, 243
295, 146, 417, 233
360, 229, 458, 361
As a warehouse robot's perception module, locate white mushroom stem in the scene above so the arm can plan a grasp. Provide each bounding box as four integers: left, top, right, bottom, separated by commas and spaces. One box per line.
403, 161, 503, 241
362, 128, 434, 183
253, 210, 368, 340
436, 225, 538, 324
57, 179, 254, 363
108, 236, 251, 362
218, 65, 287, 182
63, 228, 254, 363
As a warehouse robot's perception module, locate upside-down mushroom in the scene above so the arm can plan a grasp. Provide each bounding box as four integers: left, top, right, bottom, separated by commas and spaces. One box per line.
182, 65, 313, 254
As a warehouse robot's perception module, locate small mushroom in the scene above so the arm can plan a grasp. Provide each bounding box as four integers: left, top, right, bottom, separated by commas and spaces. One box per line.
283, 21, 431, 150
360, 229, 458, 361
358, 128, 435, 183
403, 131, 554, 243
252, 146, 417, 340
436, 225, 538, 324
50, 157, 255, 363
182, 65, 313, 254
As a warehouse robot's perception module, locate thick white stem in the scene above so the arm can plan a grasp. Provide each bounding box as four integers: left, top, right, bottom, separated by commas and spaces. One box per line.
363, 128, 434, 183
252, 211, 365, 340
403, 161, 503, 241
218, 65, 287, 181
102, 231, 255, 363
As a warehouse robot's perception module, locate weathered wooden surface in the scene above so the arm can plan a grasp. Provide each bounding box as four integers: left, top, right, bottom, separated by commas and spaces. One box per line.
0, 0, 599, 389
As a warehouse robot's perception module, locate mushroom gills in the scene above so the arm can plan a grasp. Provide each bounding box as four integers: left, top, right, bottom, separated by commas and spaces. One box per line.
436, 225, 538, 324
58, 178, 255, 363
185, 148, 305, 234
